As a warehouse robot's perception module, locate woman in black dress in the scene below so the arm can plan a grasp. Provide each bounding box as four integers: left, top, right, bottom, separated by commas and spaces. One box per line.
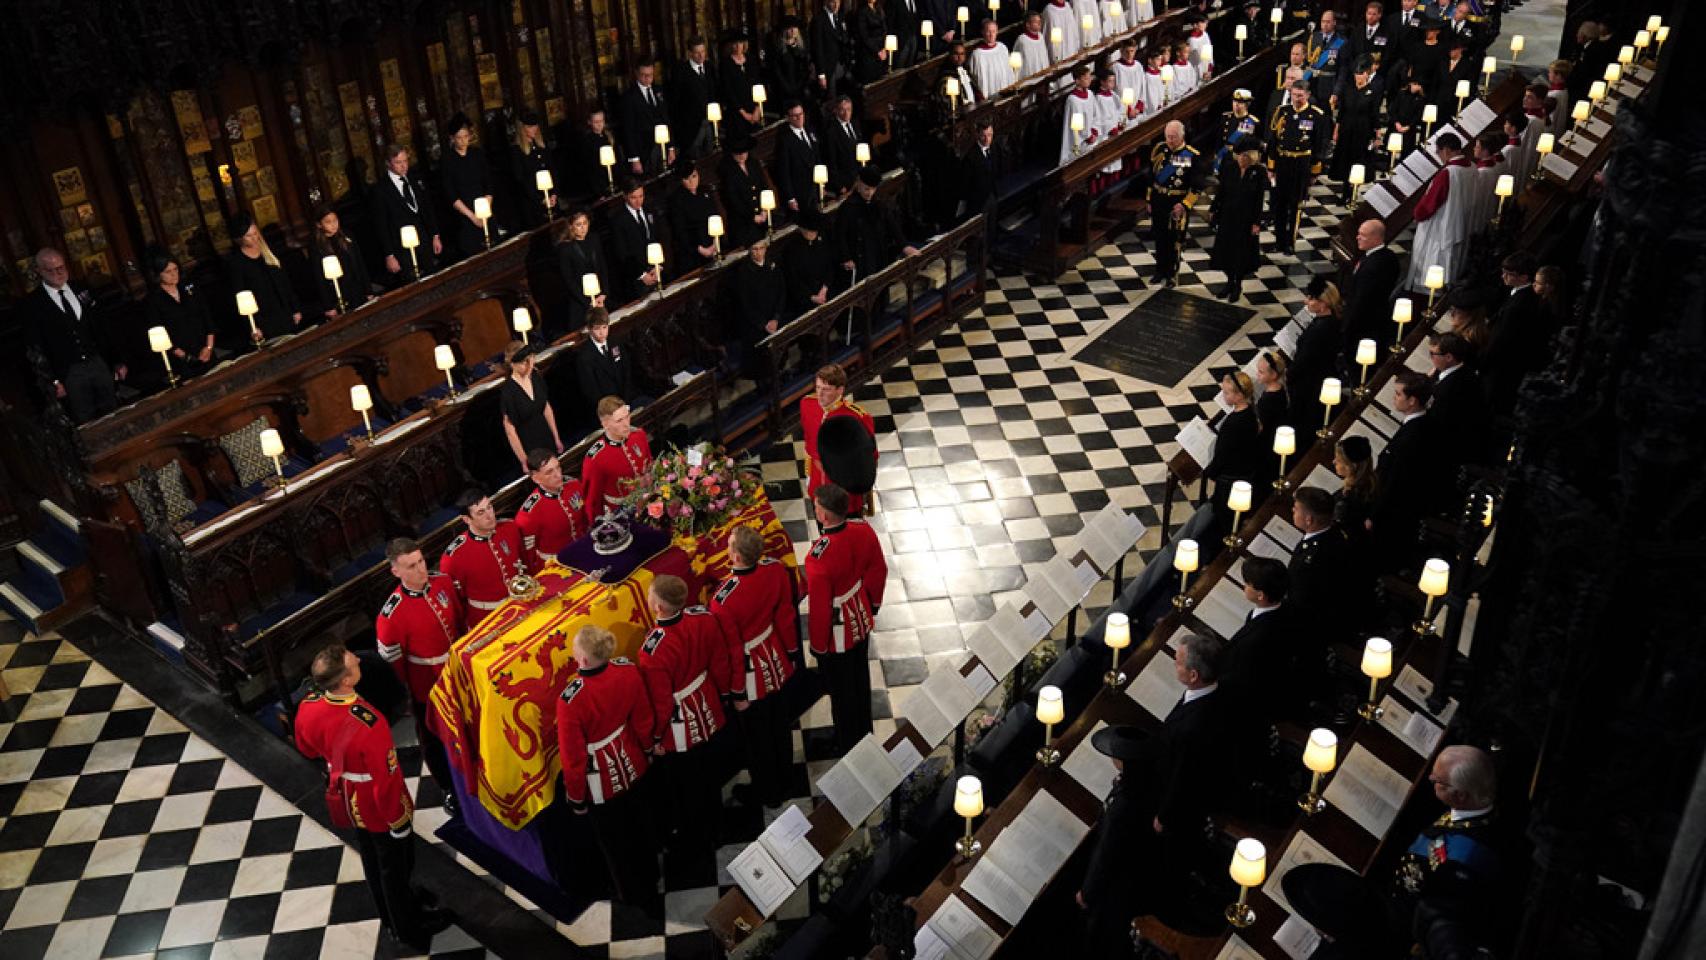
500, 341, 563, 474
851, 0, 890, 85
554, 210, 609, 335
1205, 371, 1264, 533
440, 113, 494, 261
666, 163, 718, 272
1333, 435, 1377, 561
719, 134, 770, 249
719, 36, 761, 139
767, 19, 814, 111
144, 252, 216, 378
1387, 67, 1428, 155
225, 213, 301, 343
1210, 147, 1267, 303
508, 109, 556, 231
1330, 58, 1382, 199
1253, 350, 1291, 487
310, 205, 374, 319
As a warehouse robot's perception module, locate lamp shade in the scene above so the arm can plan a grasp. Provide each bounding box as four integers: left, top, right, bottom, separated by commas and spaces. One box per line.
707, 102, 722, 123
1511, 34, 1525, 55
1348, 164, 1366, 186
856, 142, 871, 164
236, 290, 259, 315
1536, 133, 1555, 155
1588, 80, 1606, 102
399, 225, 420, 249
1229, 838, 1266, 888
924, 19, 935, 38
1418, 557, 1450, 597
1571, 100, 1591, 122
991, 0, 1002, 11
1011, 51, 1025, 71
1422, 104, 1438, 124
1070, 112, 1085, 132
1424, 265, 1446, 290
1303, 728, 1338, 773
1235, 24, 1247, 40
535, 169, 554, 192
812, 163, 830, 184
1273, 425, 1296, 457
322, 255, 343, 280
512, 306, 532, 333
1482, 55, 1497, 75
258, 427, 285, 458
1361, 637, 1393, 680
1605, 63, 1622, 84
1318, 377, 1342, 406
1393, 297, 1413, 323
1387, 132, 1404, 153
707, 215, 724, 238
350, 384, 372, 412
582, 273, 601, 298
653, 124, 670, 146
1618, 45, 1634, 65
954, 776, 984, 818
885, 33, 898, 52
148, 326, 173, 353
1495, 174, 1514, 198
1174, 539, 1199, 574
1634, 29, 1650, 49
599, 144, 616, 167
1270, 7, 1283, 23
752, 83, 768, 103
646, 242, 665, 266
1647, 15, 1661, 32
1227, 481, 1253, 514
1107, 1, 1121, 17
1105, 611, 1131, 650
945, 76, 961, 98
1037, 686, 1065, 726
958, 5, 969, 22
1050, 25, 1063, 44
760, 189, 776, 211
1454, 79, 1471, 99
1355, 339, 1378, 366
473, 196, 491, 221
1657, 26, 1669, 44
1122, 87, 1136, 106
1160, 64, 1174, 84
433, 344, 455, 371
1081, 13, 1095, 32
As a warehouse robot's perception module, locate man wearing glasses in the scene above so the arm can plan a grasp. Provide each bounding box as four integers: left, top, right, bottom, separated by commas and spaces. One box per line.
29, 248, 126, 423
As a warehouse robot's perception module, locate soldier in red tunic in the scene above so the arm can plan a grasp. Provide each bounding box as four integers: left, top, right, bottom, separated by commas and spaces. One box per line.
800, 363, 876, 516
514, 449, 589, 562
439, 488, 538, 613
637, 574, 737, 851
582, 396, 654, 515
375, 537, 464, 814
295, 645, 451, 949
556, 625, 660, 908
804, 483, 888, 754
710, 525, 801, 807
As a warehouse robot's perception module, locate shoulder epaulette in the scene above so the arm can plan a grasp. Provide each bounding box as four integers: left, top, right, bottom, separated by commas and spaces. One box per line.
349, 703, 379, 727
443, 532, 468, 556
561, 677, 585, 702
714, 577, 740, 604
522, 490, 542, 511
1183, 144, 1201, 155
585, 439, 607, 459
303, 690, 324, 703
685, 605, 711, 616
758, 556, 779, 566
810, 536, 831, 558
611, 656, 633, 665
380, 592, 402, 618
642, 627, 666, 655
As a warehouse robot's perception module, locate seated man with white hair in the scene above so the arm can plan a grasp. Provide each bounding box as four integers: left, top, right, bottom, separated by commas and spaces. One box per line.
1397, 743, 1509, 950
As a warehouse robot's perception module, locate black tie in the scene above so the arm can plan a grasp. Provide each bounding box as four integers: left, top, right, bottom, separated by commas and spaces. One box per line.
844, 122, 854, 141
634, 208, 649, 238
57, 288, 76, 318
645, 87, 655, 109
399, 176, 417, 212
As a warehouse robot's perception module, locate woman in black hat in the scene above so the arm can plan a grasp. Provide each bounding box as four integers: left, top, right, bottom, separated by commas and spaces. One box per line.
719, 33, 761, 138
508, 109, 556, 231
500, 340, 563, 475
224, 212, 301, 342
440, 112, 494, 261
666, 161, 719, 271
1334, 434, 1377, 551
719, 134, 771, 249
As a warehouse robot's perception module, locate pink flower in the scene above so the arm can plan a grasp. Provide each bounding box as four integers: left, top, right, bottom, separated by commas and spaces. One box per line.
712, 498, 728, 511
704, 483, 721, 497
688, 466, 702, 479
647, 501, 665, 519
681, 477, 696, 490
665, 473, 677, 483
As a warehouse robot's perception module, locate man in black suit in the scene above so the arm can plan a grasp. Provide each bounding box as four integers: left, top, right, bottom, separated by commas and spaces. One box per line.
1371, 371, 1441, 575
1342, 219, 1402, 352
810, 0, 852, 99
615, 63, 674, 178
958, 121, 998, 223
822, 95, 863, 196
1289, 486, 1361, 647
774, 101, 824, 216
1428, 331, 1490, 468
1482, 252, 1546, 413
373, 143, 443, 284
571, 309, 632, 428
670, 38, 718, 159
27, 248, 126, 423
886, 0, 922, 68
605, 180, 661, 305
1220, 557, 1301, 729
784, 211, 838, 316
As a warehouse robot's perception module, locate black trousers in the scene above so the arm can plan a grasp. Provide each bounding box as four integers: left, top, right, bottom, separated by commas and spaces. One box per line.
653, 743, 721, 853
412, 702, 455, 802
1149, 200, 1184, 277
354, 828, 429, 941
587, 781, 661, 908
1271, 158, 1312, 248
62, 357, 116, 424
740, 694, 795, 806
816, 645, 872, 755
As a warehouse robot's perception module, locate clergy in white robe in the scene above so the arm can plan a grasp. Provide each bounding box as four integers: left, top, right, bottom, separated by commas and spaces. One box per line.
968, 23, 1017, 96
1093, 75, 1127, 174
1014, 14, 1051, 78
1111, 44, 1147, 111
1186, 17, 1215, 78
1169, 48, 1198, 100
1140, 52, 1168, 120
1074, 0, 1103, 49
1407, 136, 1478, 288
1503, 113, 1543, 189
1042, 0, 1083, 59
1059, 68, 1101, 164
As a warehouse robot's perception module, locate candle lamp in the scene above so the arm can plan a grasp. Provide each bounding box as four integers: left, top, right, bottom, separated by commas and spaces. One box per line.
1009, 50, 1024, 79
653, 124, 670, 169
1414, 557, 1450, 635
1347, 164, 1365, 206
991, 0, 1001, 13
260, 428, 289, 491
1454, 79, 1470, 114
945, 75, 961, 114
1422, 103, 1437, 138
1103, 612, 1130, 687
512, 306, 532, 345
599, 144, 617, 193
1656, 25, 1669, 59
1036, 685, 1064, 766
923, 19, 935, 46
1588, 80, 1606, 104
812, 163, 830, 202
707, 102, 722, 144
582, 273, 601, 300
1618, 45, 1634, 67
1634, 29, 1650, 59
1272, 426, 1296, 491
399, 225, 421, 278
434, 344, 458, 398
1235, 24, 1247, 60
1081, 13, 1095, 39
1646, 15, 1662, 33
707, 214, 724, 261
1070, 111, 1085, 154
1171, 539, 1199, 611
1358, 637, 1392, 719
855, 142, 871, 166
535, 169, 554, 220
1050, 26, 1063, 55
236, 289, 261, 340
1316, 377, 1341, 439
1226, 839, 1266, 928
1223, 481, 1253, 548
1568, 100, 1591, 146
473, 195, 492, 246
760, 189, 777, 236
884, 34, 898, 73
958, 5, 970, 33
1386, 131, 1404, 172
350, 384, 375, 441
321, 255, 346, 313
148, 326, 178, 387
752, 83, 768, 125
1160, 64, 1174, 104
1531, 133, 1554, 182
1270, 6, 1282, 41
1423, 265, 1446, 317
1493, 174, 1514, 225
1298, 728, 1337, 814
1481, 55, 1496, 96
1121, 87, 1136, 115
1353, 339, 1377, 397
1106, 2, 1121, 22
1510, 34, 1524, 60
647, 243, 666, 299
1604, 63, 1621, 85
954, 776, 984, 859
1389, 296, 1413, 354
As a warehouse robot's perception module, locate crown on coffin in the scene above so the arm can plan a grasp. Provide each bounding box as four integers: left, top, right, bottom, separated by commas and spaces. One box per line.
592, 511, 634, 556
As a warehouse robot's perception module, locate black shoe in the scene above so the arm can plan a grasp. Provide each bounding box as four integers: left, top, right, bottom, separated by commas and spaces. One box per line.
1163, 277, 1178, 289
442, 793, 460, 818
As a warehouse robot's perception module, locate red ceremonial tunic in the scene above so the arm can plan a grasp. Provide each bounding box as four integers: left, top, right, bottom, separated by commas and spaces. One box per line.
295, 690, 412, 832
583, 429, 653, 515
637, 606, 736, 753
556, 658, 654, 807
800, 396, 876, 512
804, 518, 888, 655
710, 558, 800, 701
515, 480, 589, 560
440, 520, 536, 612
375, 573, 465, 704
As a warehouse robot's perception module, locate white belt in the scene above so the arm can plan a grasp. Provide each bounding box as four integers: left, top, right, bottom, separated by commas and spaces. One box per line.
673, 670, 709, 704
468, 597, 503, 611
833, 580, 864, 607
406, 654, 448, 666
603, 493, 623, 504
743, 626, 775, 653
587, 723, 627, 754
340, 771, 373, 782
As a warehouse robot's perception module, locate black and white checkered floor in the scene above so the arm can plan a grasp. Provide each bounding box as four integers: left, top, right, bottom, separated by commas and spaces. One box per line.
1, 180, 1369, 959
